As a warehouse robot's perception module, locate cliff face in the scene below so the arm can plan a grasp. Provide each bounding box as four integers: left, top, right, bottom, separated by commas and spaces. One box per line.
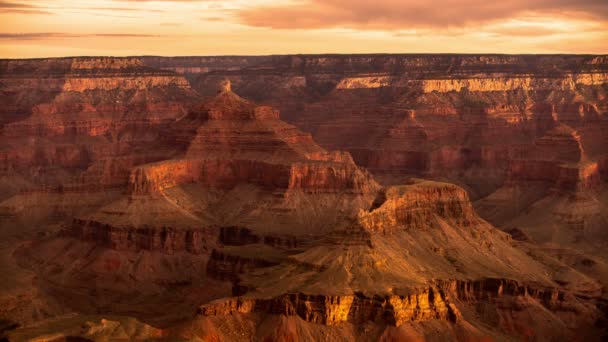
6, 54, 606, 197
65, 218, 217, 254
126, 83, 378, 200
0, 57, 200, 194
158, 54, 608, 198
359, 180, 479, 232
2, 55, 608, 342
198, 288, 459, 327
477, 123, 607, 241
196, 276, 596, 334
503, 124, 602, 191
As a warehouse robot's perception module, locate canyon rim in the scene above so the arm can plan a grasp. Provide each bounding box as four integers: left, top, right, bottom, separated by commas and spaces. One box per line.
2, 1, 608, 341
0, 54, 606, 341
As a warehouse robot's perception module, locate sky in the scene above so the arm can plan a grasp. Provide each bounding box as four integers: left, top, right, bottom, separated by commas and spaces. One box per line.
0, 0, 607, 58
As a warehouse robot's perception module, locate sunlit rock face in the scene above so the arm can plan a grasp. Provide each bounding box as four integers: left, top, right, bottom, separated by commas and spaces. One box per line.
127, 85, 379, 197
153, 54, 608, 197
0, 57, 201, 195
1, 56, 608, 342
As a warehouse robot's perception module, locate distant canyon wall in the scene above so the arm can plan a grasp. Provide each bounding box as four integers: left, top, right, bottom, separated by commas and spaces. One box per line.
139, 54, 608, 196
2, 55, 607, 197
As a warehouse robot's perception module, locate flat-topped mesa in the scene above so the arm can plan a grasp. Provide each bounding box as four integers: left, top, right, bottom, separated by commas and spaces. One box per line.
61, 58, 189, 92
1, 57, 187, 93
1, 57, 196, 135
69, 57, 144, 70
507, 124, 602, 191
358, 179, 480, 232
129, 85, 379, 196
335, 75, 608, 91
144, 55, 608, 77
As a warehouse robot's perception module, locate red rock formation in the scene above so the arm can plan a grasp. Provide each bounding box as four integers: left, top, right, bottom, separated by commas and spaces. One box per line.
358, 180, 479, 232
2, 55, 608, 342
505, 124, 602, 192
128, 82, 379, 197
198, 288, 460, 327
65, 218, 217, 254
168, 54, 607, 198
0, 57, 200, 194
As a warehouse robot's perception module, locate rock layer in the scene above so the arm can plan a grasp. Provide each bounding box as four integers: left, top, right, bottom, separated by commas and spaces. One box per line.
198, 288, 459, 327
162, 54, 608, 198
2, 55, 608, 342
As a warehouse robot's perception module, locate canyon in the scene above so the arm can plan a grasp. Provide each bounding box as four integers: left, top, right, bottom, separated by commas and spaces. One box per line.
0, 54, 607, 341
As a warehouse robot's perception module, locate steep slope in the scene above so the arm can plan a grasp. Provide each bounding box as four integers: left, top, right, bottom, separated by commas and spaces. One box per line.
0, 57, 202, 333
477, 124, 608, 290
183, 179, 604, 341
6, 81, 381, 330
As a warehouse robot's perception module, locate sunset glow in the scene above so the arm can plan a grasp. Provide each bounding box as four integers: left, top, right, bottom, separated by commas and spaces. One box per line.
1, 0, 607, 57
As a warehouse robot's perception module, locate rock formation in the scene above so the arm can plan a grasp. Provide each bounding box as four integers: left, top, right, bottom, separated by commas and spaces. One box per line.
0, 57, 200, 198
1, 55, 607, 341
152, 54, 608, 197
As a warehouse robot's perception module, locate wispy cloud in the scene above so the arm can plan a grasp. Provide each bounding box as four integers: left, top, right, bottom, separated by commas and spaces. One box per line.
201, 16, 223, 22
88, 7, 165, 12
0, 1, 38, 9
0, 32, 162, 40
238, 0, 608, 30
0, 8, 52, 14
0, 0, 605, 56
0, 0, 53, 14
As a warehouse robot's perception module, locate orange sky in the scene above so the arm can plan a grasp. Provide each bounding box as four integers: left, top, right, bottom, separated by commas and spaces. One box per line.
1, 0, 607, 58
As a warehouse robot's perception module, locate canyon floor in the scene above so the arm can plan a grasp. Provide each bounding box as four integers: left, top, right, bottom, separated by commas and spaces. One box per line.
1, 55, 608, 341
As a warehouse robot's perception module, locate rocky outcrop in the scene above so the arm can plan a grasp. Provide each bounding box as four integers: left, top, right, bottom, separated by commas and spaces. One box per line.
64, 219, 217, 254
197, 277, 601, 333
359, 180, 479, 232
127, 82, 379, 197
335, 74, 608, 92
505, 124, 602, 192
287, 162, 377, 194
198, 288, 459, 326
206, 249, 280, 281
439, 278, 570, 308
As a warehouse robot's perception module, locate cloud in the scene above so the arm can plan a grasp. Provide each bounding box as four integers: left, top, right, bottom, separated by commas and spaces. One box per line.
0, 0, 53, 14
0, 33, 161, 40
0, 1, 37, 9
487, 25, 566, 37
201, 16, 223, 21
88, 7, 165, 12
0, 8, 52, 14
238, 0, 608, 30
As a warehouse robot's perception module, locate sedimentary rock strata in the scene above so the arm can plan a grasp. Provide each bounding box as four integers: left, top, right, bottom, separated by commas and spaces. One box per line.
167, 54, 608, 198
1, 55, 607, 341
0, 57, 200, 195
